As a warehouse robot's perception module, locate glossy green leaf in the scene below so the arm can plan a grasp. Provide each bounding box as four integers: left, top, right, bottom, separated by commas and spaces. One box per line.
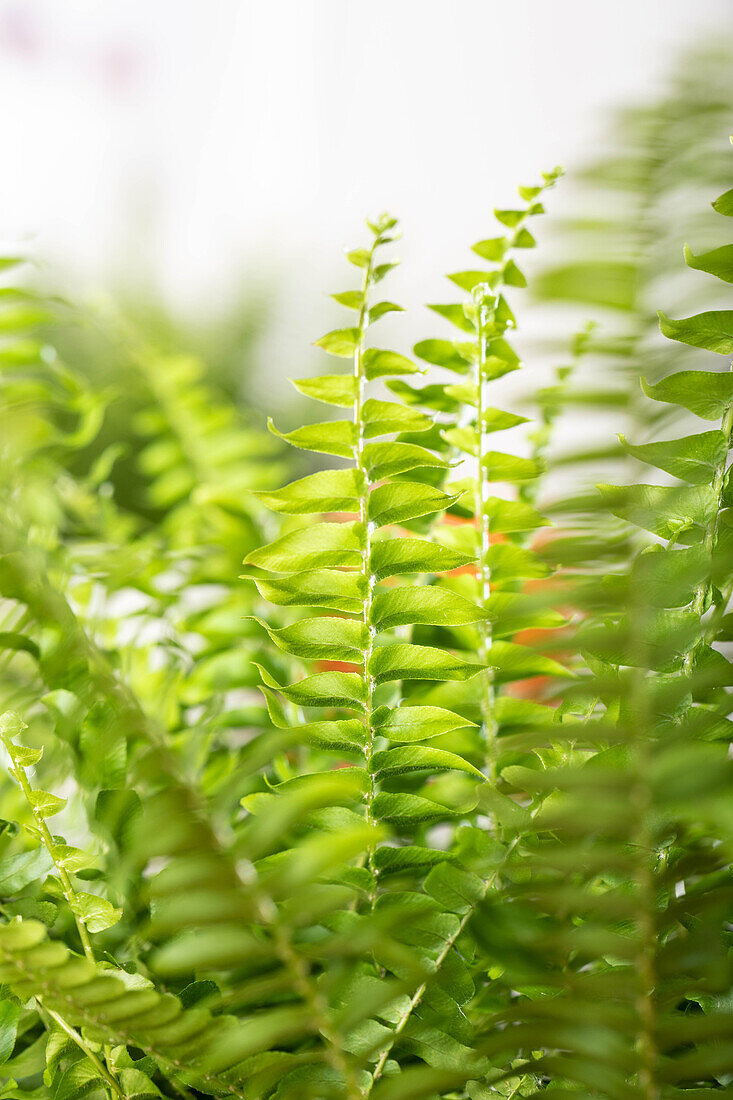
0, 848, 52, 895
364, 348, 423, 379
314, 328, 360, 357
253, 468, 363, 514
597, 483, 718, 541
486, 641, 570, 683
362, 399, 432, 437
447, 271, 495, 293
248, 568, 365, 612
658, 309, 733, 354
373, 746, 484, 781
267, 417, 356, 457
482, 452, 542, 482
369, 301, 404, 322
372, 792, 462, 827
471, 237, 508, 262
291, 374, 356, 407
373, 705, 476, 742
618, 430, 727, 483
251, 616, 366, 661
483, 497, 549, 533
73, 891, 123, 933
361, 441, 449, 479
482, 407, 529, 432
245, 522, 364, 571
369, 644, 483, 684
427, 304, 475, 334
331, 289, 364, 310
28, 791, 67, 817
502, 259, 527, 288
390, 381, 460, 413
368, 483, 460, 528
255, 665, 365, 709
370, 538, 474, 581
641, 370, 733, 420
684, 243, 733, 283
371, 586, 486, 631
712, 187, 733, 215
413, 339, 473, 373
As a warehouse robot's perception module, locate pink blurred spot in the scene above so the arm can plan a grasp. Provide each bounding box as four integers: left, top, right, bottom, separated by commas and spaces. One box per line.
0, 7, 40, 57
99, 44, 142, 94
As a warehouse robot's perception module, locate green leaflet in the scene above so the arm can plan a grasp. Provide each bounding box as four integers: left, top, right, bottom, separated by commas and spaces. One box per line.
245, 522, 365, 571
371, 586, 486, 631
484, 338, 520, 380
370, 538, 474, 580
363, 348, 423, 379
0, 848, 52, 894
424, 862, 485, 915
369, 301, 404, 322
299, 719, 366, 751
73, 891, 122, 933
471, 236, 509, 261
628, 544, 710, 608
618, 430, 727, 483
427, 303, 476, 334
369, 644, 483, 684
486, 640, 571, 683
483, 496, 549, 533
253, 468, 363, 514
373, 706, 476, 742
684, 242, 733, 283
372, 792, 466, 827
442, 426, 478, 456
482, 451, 543, 483
484, 543, 551, 583
368, 483, 461, 528
389, 380, 461, 413
712, 186, 733, 216
484, 592, 566, 637
658, 309, 733, 354
248, 568, 365, 612
494, 207, 528, 227
361, 441, 450, 479
250, 616, 367, 661
331, 289, 364, 310
255, 666, 366, 709
290, 373, 357, 406
267, 417, 356, 457
580, 609, 701, 672
313, 327, 361, 357
362, 399, 432, 437
482, 407, 529, 432
372, 746, 485, 781
413, 339, 473, 372
597, 483, 718, 541
28, 791, 67, 817
448, 269, 500, 293
641, 370, 733, 420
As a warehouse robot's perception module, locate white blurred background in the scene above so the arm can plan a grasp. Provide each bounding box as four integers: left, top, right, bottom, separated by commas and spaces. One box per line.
0, 0, 730, 400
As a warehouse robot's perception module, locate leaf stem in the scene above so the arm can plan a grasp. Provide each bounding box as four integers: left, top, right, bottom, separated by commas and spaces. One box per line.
37, 1001, 126, 1100
474, 289, 499, 780
683, 368, 733, 675
354, 237, 379, 906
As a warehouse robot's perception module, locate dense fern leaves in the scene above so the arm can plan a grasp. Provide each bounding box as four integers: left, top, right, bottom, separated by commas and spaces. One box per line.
473, 175, 733, 1100
2, 135, 733, 1100
248, 216, 488, 864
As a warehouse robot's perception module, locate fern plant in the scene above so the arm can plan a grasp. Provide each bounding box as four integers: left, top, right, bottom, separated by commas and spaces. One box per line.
467, 175, 733, 1100
0, 134, 731, 1100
